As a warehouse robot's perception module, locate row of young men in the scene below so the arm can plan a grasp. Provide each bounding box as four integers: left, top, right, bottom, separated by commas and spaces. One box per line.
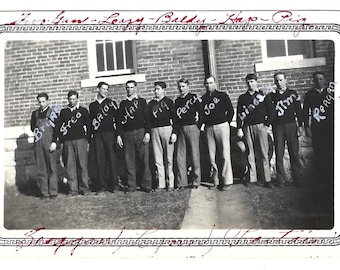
31, 71, 334, 199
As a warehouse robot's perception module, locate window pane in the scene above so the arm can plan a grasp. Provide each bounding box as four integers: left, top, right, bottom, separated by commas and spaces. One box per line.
287, 40, 314, 58
105, 41, 114, 71
116, 41, 124, 70
125, 40, 134, 69
96, 43, 105, 72
266, 40, 286, 57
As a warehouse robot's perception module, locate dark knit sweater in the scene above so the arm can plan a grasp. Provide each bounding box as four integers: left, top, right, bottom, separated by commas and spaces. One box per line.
174, 92, 202, 127
53, 105, 91, 142
116, 97, 150, 134
89, 98, 118, 133
201, 90, 234, 126
303, 87, 334, 129
236, 90, 275, 128
148, 96, 177, 134
269, 88, 303, 126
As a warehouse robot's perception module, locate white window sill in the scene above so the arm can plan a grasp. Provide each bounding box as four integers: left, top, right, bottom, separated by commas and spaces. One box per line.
255, 57, 326, 72
81, 74, 146, 88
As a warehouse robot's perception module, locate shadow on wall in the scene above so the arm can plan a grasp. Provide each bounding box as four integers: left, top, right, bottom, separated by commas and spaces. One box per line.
14, 133, 40, 196
14, 133, 69, 197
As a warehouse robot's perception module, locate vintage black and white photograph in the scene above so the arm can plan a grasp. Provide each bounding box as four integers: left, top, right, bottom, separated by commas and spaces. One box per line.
3, 37, 335, 230
0, 6, 339, 262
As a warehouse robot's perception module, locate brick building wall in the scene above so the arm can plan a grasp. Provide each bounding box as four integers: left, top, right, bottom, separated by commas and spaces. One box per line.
4, 40, 89, 128
3, 39, 335, 188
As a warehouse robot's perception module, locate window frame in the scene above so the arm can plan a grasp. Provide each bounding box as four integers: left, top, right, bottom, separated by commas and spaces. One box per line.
88, 39, 137, 79
255, 39, 326, 72
81, 40, 145, 88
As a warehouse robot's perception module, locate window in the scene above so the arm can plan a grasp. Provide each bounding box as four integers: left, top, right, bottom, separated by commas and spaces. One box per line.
94, 40, 135, 77
82, 40, 145, 87
255, 39, 325, 72
266, 40, 315, 58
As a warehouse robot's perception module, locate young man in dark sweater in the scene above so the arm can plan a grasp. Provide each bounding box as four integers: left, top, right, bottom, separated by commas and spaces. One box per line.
174, 78, 202, 189
303, 71, 334, 194
201, 75, 234, 191
30, 93, 62, 200
148, 81, 177, 192
89, 81, 119, 193
270, 72, 303, 187
116, 80, 152, 193
236, 73, 275, 188
53, 90, 92, 196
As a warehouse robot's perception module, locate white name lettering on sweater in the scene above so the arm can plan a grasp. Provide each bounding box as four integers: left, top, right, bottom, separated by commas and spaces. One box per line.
33, 105, 62, 142
60, 111, 82, 136
176, 94, 201, 119
121, 99, 139, 124
204, 97, 220, 115
152, 100, 170, 119
238, 93, 265, 121
312, 82, 335, 122
92, 101, 117, 131
275, 93, 300, 117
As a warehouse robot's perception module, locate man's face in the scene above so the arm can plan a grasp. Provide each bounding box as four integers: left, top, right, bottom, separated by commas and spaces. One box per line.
37, 97, 48, 110
205, 77, 217, 93
126, 83, 136, 97
274, 74, 287, 91
98, 84, 109, 98
178, 82, 189, 96
154, 85, 165, 99
314, 74, 326, 89
68, 95, 78, 107
246, 79, 258, 92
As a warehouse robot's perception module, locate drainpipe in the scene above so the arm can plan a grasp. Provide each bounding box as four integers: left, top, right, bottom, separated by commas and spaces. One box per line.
206, 40, 218, 88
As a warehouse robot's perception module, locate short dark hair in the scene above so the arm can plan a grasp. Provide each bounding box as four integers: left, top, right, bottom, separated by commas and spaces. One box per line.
177, 78, 189, 85
273, 71, 286, 79
245, 73, 258, 81
204, 75, 216, 84
154, 81, 167, 89
97, 81, 109, 89
36, 92, 49, 100
126, 80, 137, 86
67, 90, 79, 98
312, 71, 325, 80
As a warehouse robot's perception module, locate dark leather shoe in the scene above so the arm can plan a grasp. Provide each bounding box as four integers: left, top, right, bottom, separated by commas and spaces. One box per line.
221, 185, 232, 191
264, 182, 274, 188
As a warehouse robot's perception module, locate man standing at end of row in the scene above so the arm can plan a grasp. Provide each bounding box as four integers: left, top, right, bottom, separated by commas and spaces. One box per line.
201, 75, 234, 191
30, 93, 61, 200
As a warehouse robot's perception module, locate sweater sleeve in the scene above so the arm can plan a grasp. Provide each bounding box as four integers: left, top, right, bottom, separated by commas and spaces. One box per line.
224, 93, 234, 123
264, 94, 275, 126
82, 107, 92, 141
293, 91, 303, 127
30, 111, 37, 132
302, 92, 311, 128
236, 96, 243, 129
142, 99, 151, 134
52, 110, 63, 143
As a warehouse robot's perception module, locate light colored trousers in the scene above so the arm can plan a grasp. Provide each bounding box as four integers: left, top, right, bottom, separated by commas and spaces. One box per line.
206, 121, 233, 186
243, 123, 271, 183
176, 124, 201, 187
151, 126, 175, 189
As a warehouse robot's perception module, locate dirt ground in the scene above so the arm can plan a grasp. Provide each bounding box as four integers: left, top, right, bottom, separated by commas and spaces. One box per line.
4, 171, 333, 230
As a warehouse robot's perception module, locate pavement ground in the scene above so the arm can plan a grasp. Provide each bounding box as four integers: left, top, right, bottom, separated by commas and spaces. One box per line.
180, 182, 260, 229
